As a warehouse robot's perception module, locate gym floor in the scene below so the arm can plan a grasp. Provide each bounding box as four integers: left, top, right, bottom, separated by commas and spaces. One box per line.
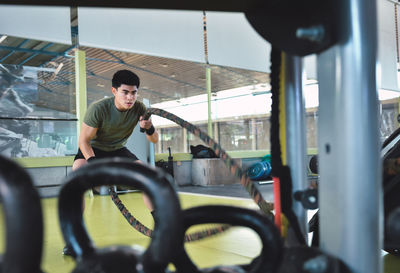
0, 185, 399, 272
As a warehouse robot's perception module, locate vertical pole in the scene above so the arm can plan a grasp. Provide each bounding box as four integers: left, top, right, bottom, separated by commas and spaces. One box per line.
75, 49, 91, 197
183, 128, 188, 152
160, 128, 164, 153
214, 122, 219, 143
317, 0, 382, 272
279, 54, 287, 165
284, 54, 308, 243
74, 49, 87, 138
206, 66, 213, 137
143, 98, 155, 166
398, 92, 400, 115
251, 118, 257, 150
158, 135, 162, 154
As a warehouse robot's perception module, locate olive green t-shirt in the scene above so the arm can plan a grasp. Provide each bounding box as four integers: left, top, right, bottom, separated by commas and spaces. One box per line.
83, 97, 146, 151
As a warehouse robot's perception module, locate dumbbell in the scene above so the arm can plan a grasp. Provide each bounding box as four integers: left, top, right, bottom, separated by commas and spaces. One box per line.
173, 205, 283, 273
0, 155, 44, 273
58, 158, 183, 273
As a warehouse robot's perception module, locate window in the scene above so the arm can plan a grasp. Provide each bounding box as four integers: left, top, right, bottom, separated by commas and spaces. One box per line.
0, 57, 77, 158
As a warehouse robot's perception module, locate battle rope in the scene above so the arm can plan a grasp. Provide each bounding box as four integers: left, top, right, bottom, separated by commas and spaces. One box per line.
141, 108, 274, 214
395, 4, 399, 63
203, 10, 209, 65
110, 188, 231, 242
110, 108, 275, 240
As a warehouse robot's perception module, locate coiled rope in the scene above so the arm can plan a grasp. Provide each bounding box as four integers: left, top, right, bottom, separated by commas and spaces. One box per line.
110, 108, 275, 241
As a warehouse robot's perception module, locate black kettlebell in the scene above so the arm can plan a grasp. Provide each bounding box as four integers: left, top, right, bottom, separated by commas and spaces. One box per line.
385, 207, 400, 255
173, 205, 283, 273
58, 158, 183, 273
277, 246, 351, 273
0, 155, 44, 273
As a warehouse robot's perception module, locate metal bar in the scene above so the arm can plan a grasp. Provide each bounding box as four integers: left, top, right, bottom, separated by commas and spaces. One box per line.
44, 81, 70, 86
317, 0, 382, 272
87, 70, 110, 81
258, 180, 273, 185
38, 83, 53, 93
143, 98, 156, 166
0, 45, 66, 57
40, 45, 75, 67
279, 54, 287, 166
102, 49, 124, 63
48, 70, 73, 85
19, 43, 54, 65
0, 39, 29, 62
388, 0, 400, 6
284, 54, 308, 244
75, 49, 87, 137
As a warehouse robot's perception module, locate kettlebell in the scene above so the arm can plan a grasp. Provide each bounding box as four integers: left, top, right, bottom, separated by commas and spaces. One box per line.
277, 246, 351, 273
58, 158, 183, 273
385, 207, 400, 254
173, 205, 283, 273
0, 155, 44, 273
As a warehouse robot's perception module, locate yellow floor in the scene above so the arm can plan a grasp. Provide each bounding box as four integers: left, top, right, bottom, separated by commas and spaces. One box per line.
7, 192, 260, 273
0, 192, 399, 272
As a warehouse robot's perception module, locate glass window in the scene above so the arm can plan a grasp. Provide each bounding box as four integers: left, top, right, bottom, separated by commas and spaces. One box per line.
380, 99, 399, 142
187, 123, 208, 151
219, 120, 251, 151
306, 110, 318, 150
0, 46, 77, 158
253, 117, 270, 150
158, 126, 184, 154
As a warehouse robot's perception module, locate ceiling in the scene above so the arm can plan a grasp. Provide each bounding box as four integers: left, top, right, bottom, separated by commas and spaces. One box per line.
0, 33, 270, 114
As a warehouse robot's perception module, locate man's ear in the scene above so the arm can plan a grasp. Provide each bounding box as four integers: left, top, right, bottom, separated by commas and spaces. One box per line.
111, 87, 117, 95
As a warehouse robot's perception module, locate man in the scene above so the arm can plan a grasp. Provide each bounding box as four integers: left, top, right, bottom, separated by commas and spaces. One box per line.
63, 69, 158, 257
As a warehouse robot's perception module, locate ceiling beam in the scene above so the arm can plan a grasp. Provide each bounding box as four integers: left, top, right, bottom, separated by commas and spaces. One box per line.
19, 43, 54, 65
103, 49, 206, 91
40, 45, 75, 67
0, 45, 68, 57
0, 39, 29, 62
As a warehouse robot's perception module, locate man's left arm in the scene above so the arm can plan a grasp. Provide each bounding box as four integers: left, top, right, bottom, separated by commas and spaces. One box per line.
139, 116, 159, 144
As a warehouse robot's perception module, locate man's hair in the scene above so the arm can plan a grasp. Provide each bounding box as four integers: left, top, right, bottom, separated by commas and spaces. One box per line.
112, 70, 140, 89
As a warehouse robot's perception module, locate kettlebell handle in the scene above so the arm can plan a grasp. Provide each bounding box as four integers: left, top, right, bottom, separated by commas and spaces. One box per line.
0, 155, 44, 273
174, 205, 283, 273
58, 158, 183, 269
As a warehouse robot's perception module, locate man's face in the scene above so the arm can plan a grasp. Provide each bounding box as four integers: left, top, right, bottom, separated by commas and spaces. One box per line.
112, 84, 138, 111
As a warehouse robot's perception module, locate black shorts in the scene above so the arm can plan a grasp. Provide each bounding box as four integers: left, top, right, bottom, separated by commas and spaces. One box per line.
74, 147, 139, 162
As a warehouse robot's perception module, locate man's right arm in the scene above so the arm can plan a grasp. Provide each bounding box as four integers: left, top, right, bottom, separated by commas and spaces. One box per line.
78, 122, 98, 160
